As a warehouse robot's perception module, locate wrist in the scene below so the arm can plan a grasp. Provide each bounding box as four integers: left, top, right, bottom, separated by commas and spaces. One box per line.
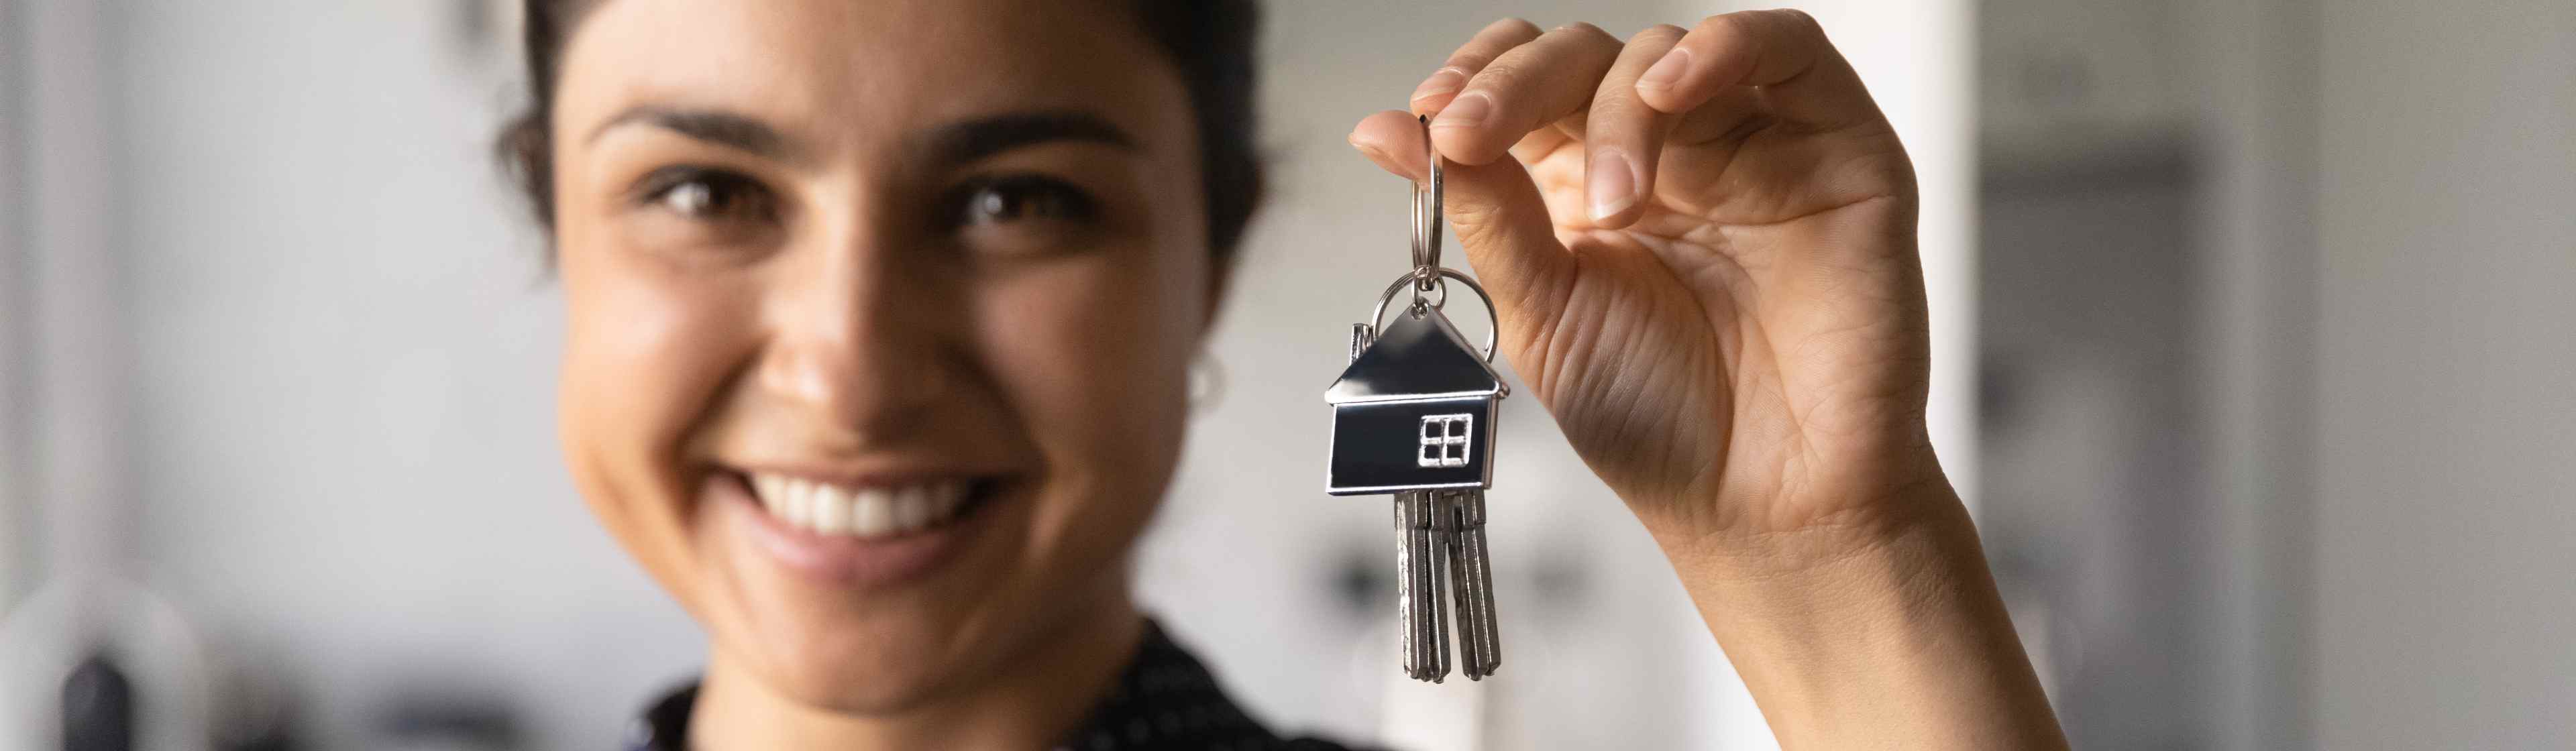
1646, 468, 1971, 583
1658, 477, 1985, 646
1656, 481, 2067, 749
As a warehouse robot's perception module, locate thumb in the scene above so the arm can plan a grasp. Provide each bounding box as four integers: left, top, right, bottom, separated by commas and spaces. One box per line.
1347, 109, 1573, 345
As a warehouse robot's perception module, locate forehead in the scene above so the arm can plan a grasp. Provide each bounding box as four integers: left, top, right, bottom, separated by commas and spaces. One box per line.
555, 0, 1189, 158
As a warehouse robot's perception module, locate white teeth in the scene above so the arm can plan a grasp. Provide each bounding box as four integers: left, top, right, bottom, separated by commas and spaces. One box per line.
747, 473, 979, 538
754, 475, 786, 515
811, 483, 852, 534
893, 485, 931, 531
782, 479, 815, 527
850, 487, 894, 536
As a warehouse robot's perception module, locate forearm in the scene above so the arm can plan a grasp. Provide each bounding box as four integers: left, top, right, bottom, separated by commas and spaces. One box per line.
1660, 484, 2068, 750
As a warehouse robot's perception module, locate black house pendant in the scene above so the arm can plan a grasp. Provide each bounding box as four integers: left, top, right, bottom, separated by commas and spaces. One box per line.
1324, 304, 1508, 495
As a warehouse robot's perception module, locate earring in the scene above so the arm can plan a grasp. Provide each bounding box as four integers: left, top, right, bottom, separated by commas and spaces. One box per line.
1187, 351, 1226, 412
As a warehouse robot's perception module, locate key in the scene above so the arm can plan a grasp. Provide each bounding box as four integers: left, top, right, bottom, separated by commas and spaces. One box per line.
1445, 489, 1502, 679
1420, 491, 1453, 682
1399, 491, 1452, 682
1395, 492, 1439, 681
1393, 492, 1423, 679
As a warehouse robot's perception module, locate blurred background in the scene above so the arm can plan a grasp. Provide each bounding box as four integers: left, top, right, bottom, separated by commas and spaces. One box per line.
0, 0, 2567, 749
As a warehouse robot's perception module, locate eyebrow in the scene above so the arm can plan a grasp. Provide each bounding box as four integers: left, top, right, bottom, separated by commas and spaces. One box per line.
585, 106, 1138, 167
920, 110, 1138, 167
588, 105, 797, 160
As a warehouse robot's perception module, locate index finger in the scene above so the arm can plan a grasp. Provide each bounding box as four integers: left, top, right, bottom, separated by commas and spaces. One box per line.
1410, 18, 1545, 116
1631, 9, 1885, 130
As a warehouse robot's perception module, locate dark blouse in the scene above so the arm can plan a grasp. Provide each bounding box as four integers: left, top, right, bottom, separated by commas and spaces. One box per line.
625, 620, 1367, 750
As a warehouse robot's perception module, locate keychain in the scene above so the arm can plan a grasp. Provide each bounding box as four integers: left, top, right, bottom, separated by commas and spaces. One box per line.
1323, 116, 1506, 683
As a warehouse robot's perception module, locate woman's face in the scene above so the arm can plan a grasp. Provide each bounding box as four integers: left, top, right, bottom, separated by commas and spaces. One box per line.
549, 0, 1210, 711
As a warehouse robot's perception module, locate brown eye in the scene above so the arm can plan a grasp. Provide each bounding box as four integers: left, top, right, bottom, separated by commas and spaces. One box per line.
640, 167, 775, 223
951, 175, 1099, 228
664, 180, 720, 215
623, 166, 784, 257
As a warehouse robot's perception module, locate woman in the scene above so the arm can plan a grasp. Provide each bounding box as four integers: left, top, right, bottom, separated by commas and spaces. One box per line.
496, 1, 2066, 748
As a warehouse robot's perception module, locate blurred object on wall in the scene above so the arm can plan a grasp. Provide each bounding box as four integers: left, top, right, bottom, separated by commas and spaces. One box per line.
1, 575, 217, 751
445, 0, 522, 74
1976, 0, 2212, 746
61, 653, 136, 751
376, 689, 523, 751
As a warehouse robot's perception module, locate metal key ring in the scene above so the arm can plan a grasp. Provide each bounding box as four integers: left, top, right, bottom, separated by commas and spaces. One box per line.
1409, 115, 1445, 284
1368, 267, 1499, 362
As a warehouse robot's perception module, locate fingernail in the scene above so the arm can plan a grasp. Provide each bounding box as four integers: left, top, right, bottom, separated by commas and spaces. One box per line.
1589, 149, 1640, 221
1434, 92, 1492, 128
1637, 47, 1690, 91
1410, 67, 1468, 103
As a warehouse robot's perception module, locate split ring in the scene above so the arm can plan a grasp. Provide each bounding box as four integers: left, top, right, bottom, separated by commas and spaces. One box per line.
1409, 115, 1445, 281
1368, 267, 1499, 362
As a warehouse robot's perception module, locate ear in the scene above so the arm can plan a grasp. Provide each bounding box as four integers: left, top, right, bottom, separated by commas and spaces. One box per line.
1196, 250, 1238, 343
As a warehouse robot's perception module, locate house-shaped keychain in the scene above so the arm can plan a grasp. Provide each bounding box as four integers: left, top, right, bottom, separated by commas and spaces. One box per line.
1324, 304, 1509, 495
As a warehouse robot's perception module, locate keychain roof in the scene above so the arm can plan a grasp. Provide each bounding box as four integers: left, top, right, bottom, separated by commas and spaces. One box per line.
1324, 308, 1505, 404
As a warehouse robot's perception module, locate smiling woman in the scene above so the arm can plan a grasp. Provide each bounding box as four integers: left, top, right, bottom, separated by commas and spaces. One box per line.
494, 1, 2064, 750
498, 1, 1285, 748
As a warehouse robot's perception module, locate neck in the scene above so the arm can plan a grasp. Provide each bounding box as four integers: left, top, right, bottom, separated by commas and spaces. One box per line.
687, 591, 1144, 750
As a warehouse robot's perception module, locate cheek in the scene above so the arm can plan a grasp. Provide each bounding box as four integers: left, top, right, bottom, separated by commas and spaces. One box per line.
557, 242, 761, 572
981, 249, 1205, 500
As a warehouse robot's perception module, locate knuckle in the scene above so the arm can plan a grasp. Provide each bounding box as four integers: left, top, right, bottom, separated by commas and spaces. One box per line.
1592, 75, 1651, 108
1701, 11, 1757, 40
1542, 21, 1623, 60
1586, 93, 1650, 127
1633, 23, 1687, 44
1589, 78, 1658, 121
1484, 17, 1543, 38
1550, 21, 1614, 41
1766, 8, 1826, 38
1470, 60, 1536, 93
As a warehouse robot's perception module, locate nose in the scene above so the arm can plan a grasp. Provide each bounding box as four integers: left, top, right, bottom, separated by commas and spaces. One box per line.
757, 233, 951, 443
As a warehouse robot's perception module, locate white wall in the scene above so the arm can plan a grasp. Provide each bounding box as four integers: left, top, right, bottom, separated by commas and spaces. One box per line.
2180, 0, 2323, 746
109, 3, 700, 749
0, 0, 26, 605
2311, 1, 2576, 747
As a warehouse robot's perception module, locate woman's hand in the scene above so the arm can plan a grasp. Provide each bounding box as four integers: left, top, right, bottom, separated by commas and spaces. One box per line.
1349, 13, 1931, 562
1350, 13, 2065, 749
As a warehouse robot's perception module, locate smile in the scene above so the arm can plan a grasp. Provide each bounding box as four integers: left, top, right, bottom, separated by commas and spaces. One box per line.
747, 473, 978, 538
717, 469, 1013, 589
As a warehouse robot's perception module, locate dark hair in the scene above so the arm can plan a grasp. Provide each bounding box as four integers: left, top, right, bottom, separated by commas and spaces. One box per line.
495, 1, 1265, 266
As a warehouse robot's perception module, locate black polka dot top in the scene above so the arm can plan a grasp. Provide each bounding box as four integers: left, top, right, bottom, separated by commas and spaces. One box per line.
625, 620, 1371, 750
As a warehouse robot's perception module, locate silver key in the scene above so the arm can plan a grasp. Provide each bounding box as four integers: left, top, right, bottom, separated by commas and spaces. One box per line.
1421, 492, 1453, 682
1444, 489, 1502, 679
1393, 492, 1423, 679
1398, 491, 1451, 682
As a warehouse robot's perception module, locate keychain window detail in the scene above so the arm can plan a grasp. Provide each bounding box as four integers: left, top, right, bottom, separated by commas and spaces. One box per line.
1418, 414, 1473, 467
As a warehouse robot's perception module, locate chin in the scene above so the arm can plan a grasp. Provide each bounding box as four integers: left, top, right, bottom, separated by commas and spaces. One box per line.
740, 612, 974, 713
